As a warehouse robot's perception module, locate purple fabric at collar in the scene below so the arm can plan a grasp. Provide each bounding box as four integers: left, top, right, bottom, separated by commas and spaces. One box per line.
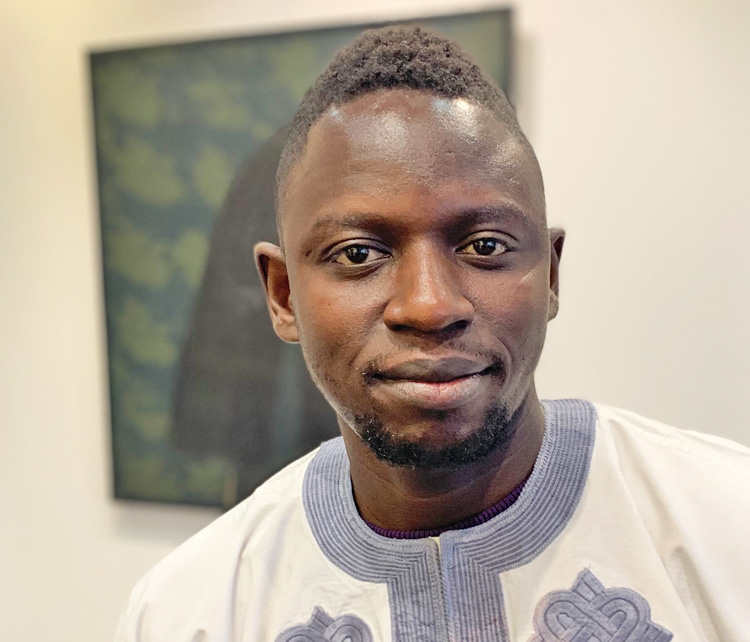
364, 476, 529, 539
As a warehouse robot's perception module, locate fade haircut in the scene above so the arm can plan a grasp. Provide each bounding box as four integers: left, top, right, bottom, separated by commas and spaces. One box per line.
276, 25, 538, 210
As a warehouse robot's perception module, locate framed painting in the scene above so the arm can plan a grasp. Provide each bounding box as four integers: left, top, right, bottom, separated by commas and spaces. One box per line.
90, 9, 513, 507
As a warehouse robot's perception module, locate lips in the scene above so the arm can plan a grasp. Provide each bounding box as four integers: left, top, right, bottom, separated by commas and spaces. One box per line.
373, 357, 491, 382
368, 356, 501, 410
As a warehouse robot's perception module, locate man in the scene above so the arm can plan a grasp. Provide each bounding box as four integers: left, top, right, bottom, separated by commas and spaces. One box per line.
117, 26, 750, 641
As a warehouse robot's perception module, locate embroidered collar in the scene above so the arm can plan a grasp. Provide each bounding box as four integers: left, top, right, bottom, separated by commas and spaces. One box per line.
301, 399, 596, 642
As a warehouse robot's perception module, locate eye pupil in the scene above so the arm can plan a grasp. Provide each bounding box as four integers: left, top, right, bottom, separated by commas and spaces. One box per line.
345, 246, 370, 264
473, 239, 497, 256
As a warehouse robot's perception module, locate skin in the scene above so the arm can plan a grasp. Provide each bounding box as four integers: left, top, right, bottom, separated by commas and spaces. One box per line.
256, 89, 564, 531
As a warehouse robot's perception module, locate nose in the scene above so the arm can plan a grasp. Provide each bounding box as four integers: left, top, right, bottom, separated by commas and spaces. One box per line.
383, 246, 474, 335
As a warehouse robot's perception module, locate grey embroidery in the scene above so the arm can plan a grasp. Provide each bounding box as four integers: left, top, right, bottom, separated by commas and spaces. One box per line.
530, 569, 673, 642
276, 606, 373, 642
304, 400, 597, 642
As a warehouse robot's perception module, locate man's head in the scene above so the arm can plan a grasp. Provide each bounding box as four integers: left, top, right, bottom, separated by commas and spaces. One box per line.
276, 26, 537, 222
256, 26, 564, 470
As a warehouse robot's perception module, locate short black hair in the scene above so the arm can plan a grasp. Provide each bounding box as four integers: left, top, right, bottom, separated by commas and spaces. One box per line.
277, 24, 536, 207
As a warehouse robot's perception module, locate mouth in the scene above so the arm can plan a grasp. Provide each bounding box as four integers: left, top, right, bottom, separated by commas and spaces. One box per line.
367, 357, 502, 410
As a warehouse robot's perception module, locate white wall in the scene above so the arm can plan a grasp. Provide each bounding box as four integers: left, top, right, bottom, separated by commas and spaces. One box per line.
1, 1, 748, 640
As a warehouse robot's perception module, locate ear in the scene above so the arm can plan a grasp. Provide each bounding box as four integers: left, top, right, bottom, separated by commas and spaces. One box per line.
254, 242, 299, 343
547, 228, 565, 321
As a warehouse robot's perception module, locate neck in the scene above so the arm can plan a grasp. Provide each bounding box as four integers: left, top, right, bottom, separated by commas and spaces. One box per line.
341, 391, 545, 532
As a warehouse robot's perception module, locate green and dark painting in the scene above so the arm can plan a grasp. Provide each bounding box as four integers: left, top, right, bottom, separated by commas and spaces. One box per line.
90, 10, 512, 507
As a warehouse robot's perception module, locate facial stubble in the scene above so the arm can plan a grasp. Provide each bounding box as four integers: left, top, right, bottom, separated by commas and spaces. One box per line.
355, 402, 516, 470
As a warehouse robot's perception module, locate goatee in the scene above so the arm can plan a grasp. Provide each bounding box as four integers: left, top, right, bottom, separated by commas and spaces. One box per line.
357, 404, 516, 470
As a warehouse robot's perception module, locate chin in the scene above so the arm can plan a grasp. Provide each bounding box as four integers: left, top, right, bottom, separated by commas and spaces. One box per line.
355, 403, 515, 470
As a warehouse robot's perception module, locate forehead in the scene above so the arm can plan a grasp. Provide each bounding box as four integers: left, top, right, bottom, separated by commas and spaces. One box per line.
279, 89, 545, 239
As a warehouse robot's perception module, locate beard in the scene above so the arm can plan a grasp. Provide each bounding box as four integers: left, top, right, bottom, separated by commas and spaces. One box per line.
355, 403, 516, 470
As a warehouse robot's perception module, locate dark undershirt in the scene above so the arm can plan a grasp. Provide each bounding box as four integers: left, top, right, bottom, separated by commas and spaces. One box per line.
363, 476, 529, 539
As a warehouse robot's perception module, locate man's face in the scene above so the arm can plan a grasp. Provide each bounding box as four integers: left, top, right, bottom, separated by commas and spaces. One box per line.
261, 89, 562, 467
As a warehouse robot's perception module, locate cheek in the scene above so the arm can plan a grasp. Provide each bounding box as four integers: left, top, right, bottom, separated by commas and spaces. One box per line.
510, 271, 551, 364
291, 280, 379, 388
479, 268, 550, 357
514, 268, 550, 323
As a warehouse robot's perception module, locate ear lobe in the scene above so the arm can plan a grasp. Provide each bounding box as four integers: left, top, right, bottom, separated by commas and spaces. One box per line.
547, 228, 565, 321
254, 241, 299, 343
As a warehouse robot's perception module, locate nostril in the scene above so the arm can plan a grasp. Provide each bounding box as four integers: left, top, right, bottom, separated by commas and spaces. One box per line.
387, 318, 469, 338
438, 318, 471, 339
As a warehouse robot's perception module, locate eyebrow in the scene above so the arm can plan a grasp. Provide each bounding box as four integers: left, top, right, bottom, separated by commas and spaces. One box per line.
308, 212, 394, 237
308, 202, 533, 238
449, 204, 532, 226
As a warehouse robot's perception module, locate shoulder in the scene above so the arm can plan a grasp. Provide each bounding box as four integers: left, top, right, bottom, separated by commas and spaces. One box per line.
154, 445, 318, 574
587, 404, 750, 633
116, 445, 327, 641
589, 402, 750, 538
593, 402, 750, 478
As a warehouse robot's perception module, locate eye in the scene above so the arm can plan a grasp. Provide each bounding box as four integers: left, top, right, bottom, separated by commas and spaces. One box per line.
458, 236, 509, 257
331, 244, 389, 266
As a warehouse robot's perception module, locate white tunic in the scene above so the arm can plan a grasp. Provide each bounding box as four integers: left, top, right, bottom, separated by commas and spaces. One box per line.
116, 400, 750, 641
